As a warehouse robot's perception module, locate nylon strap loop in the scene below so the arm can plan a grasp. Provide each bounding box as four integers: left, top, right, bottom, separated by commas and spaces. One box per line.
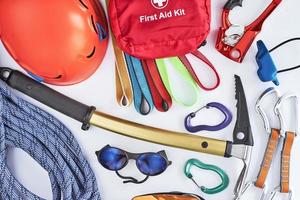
112, 34, 133, 107
156, 57, 199, 106
255, 128, 281, 188
106, 0, 133, 107
179, 50, 220, 91
281, 131, 295, 193
125, 54, 154, 115
145, 59, 172, 111
141, 60, 171, 112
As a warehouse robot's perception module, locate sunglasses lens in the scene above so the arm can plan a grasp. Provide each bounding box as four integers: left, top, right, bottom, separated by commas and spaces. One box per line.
98, 146, 127, 171
136, 153, 168, 176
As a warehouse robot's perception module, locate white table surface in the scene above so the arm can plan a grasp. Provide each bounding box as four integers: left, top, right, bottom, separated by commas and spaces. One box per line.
1, 0, 300, 199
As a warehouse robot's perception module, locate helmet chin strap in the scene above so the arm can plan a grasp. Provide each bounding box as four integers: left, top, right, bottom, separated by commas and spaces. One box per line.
116, 171, 149, 184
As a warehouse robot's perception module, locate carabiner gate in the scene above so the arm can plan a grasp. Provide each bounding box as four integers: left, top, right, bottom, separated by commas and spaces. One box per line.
255, 87, 281, 133
274, 94, 299, 137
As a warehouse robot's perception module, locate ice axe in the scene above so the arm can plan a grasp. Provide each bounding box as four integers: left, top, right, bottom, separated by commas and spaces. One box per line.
0, 67, 253, 199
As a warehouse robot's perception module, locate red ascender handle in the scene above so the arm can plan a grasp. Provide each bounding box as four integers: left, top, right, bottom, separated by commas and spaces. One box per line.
216, 0, 282, 63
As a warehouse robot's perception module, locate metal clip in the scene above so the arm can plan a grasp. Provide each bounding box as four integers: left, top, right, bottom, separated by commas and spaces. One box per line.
184, 102, 233, 133
275, 93, 298, 137
255, 87, 281, 134
233, 146, 253, 199
265, 186, 292, 200
236, 181, 267, 200
235, 88, 281, 200
184, 159, 229, 194
264, 94, 298, 200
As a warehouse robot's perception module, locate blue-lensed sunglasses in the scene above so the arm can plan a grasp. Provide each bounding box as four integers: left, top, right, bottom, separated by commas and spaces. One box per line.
95, 145, 172, 184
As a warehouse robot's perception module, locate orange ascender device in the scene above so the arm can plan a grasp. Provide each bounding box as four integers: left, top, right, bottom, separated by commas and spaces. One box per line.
215, 0, 282, 63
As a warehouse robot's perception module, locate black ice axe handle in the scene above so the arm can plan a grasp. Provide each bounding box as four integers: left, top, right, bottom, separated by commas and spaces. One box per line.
0, 67, 95, 130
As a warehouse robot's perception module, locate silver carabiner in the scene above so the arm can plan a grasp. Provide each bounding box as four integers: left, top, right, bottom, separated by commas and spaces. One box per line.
237, 88, 282, 200
235, 181, 267, 200
265, 186, 292, 200
256, 87, 281, 133
233, 147, 253, 200
265, 94, 298, 200
274, 93, 298, 137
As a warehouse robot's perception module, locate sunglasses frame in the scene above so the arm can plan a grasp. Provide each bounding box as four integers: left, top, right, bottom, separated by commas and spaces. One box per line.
96, 145, 172, 183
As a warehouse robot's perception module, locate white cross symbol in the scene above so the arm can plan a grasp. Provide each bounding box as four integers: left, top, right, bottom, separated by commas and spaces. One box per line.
153, 0, 167, 7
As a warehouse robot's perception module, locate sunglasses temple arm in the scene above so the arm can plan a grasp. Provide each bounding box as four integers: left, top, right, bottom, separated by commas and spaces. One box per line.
123, 176, 149, 184
115, 171, 137, 181
116, 171, 149, 184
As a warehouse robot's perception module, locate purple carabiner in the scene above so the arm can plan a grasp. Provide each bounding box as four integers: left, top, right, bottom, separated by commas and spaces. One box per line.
185, 102, 233, 133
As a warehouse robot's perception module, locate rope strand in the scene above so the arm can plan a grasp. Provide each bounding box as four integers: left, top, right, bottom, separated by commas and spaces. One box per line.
0, 81, 101, 200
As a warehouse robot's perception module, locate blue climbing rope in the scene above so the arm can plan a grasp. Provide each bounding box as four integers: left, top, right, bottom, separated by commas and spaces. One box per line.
0, 81, 101, 200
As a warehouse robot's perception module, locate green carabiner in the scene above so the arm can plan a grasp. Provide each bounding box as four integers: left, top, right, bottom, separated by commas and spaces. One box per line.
184, 159, 229, 194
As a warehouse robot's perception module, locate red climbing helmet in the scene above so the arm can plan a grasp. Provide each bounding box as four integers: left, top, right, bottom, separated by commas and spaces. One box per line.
0, 0, 108, 85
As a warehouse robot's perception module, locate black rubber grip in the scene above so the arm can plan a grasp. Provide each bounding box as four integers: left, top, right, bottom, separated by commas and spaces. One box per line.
224, 141, 233, 158
0, 67, 95, 130
224, 0, 243, 10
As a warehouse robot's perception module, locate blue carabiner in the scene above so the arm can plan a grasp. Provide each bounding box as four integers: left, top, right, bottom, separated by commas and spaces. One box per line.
185, 102, 232, 133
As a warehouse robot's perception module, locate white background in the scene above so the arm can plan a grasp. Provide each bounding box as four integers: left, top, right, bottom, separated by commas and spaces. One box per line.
1, 0, 300, 199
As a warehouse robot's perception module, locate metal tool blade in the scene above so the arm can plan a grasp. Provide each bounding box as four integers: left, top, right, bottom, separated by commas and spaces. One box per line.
233, 75, 254, 146
232, 75, 254, 200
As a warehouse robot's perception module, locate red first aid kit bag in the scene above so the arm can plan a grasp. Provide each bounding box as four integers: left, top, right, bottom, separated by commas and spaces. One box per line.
108, 0, 211, 59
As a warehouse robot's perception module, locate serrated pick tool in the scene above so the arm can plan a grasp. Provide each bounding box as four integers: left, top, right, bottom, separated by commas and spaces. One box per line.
0, 67, 253, 198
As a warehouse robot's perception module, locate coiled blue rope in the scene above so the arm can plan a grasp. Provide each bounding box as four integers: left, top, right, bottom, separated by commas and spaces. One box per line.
0, 81, 101, 200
